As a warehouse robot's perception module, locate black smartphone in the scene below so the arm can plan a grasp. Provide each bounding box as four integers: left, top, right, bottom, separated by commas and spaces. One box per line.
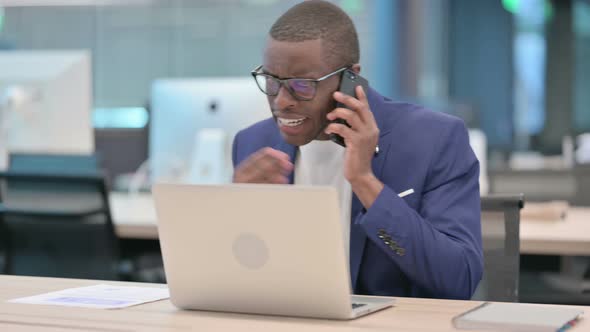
329, 69, 370, 147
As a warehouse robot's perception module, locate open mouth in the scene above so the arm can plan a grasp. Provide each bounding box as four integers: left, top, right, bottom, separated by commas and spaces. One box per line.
277, 117, 306, 127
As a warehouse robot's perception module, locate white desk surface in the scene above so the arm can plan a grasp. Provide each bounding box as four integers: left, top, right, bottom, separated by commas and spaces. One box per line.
109, 192, 590, 255
109, 192, 158, 239
520, 207, 590, 255
1, 275, 588, 332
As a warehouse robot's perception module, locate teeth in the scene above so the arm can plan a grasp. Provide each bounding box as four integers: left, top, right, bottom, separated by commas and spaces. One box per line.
278, 117, 306, 127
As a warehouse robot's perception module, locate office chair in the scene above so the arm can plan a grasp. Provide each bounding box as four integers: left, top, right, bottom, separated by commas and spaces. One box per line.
0, 154, 120, 280
489, 169, 575, 203
573, 165, 590, 206
8, 153, 100, 175
472, 194, 524, 302
94, 127, 149, 187
5, 153, 165, 282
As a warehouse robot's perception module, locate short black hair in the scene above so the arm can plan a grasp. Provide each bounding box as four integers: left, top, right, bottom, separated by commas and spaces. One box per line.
269, 0, 360, 68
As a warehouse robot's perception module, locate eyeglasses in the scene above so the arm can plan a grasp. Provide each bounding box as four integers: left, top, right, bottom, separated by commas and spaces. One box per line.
250, 65, 348, 101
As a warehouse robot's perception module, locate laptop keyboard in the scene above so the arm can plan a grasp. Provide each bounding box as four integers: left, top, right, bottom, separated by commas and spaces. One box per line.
352, 303, 367, 309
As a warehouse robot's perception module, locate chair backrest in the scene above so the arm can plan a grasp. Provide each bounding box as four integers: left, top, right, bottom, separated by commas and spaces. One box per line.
0, 154, 119, 280
94, 128, 148, 186
489, 166, 590, 206
489, 169, 574, 202
472, 194, 524, 302
573, 165, 590, 206
8, 153, 100, 175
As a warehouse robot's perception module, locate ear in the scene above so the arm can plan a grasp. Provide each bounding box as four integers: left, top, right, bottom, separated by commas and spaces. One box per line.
351, 63, 361, 74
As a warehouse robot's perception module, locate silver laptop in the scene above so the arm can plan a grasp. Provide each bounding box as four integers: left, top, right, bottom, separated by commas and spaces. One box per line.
153, 183, 394, 320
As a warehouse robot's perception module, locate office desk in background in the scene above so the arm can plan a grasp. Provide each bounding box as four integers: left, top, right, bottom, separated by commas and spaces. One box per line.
1, 275, 588, 331
520, 208, 590, 256
109, 193, 590, 256
109, 192, 158, 239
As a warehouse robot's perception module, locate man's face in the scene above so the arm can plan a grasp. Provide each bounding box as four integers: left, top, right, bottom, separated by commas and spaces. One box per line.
262, 38, 340, 146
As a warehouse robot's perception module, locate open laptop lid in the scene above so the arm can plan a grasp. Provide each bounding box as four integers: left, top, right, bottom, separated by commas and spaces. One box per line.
153, 183, 356, 319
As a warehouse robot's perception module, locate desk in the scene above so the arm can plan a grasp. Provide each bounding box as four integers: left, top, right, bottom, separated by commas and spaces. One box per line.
1, 275, 588, 331
109, 192, 158, 239
520, 207, 590, 255
109, 193, 590, 255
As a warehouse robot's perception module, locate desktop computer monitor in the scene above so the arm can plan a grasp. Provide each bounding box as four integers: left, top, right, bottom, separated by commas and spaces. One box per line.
0, 50, 94, 169
150, 77, 271, 184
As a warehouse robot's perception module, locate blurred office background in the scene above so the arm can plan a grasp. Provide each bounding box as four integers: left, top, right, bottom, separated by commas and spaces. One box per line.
1, 0, 589, 170
0, 0, 589, 304
0, 0, 590, 162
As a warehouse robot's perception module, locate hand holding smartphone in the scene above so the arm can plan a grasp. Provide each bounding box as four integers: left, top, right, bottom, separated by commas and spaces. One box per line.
329, 69, 369, 147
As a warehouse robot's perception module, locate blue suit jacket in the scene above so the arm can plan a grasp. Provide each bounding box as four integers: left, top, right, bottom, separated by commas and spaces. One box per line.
232, 88, 483, 299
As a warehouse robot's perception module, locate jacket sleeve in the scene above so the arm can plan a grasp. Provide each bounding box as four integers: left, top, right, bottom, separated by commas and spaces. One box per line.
355, 119, 483, 299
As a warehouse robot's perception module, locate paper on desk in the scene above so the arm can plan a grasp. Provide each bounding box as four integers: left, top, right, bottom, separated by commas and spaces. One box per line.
8, 284, 169, 309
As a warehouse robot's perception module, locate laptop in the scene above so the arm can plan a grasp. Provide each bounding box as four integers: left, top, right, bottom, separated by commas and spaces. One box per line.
153, 183, 394, 320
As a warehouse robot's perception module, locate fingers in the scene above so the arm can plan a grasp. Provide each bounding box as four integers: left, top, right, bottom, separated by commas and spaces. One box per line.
355, 86, 377, 125
233, 147, 294, 184
262, 147, 294, 173
326, 107, 362, 130
255, 154, 289, 182
333, 90, 364, 112
324, 122, 355, 143
355, 85, 369, 104
325, 86, 380, 150
235, 158, 286, 184
241, 148, 291, 174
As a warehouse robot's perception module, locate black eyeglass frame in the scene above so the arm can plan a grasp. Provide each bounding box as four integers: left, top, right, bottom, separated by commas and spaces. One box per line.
250, 65, 349, 101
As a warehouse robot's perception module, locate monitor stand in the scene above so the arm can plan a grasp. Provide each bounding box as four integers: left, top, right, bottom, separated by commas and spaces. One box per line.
188, 128, 228, 184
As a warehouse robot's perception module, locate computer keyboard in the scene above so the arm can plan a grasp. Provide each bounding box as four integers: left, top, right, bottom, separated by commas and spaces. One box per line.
352, 303, 367, 309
